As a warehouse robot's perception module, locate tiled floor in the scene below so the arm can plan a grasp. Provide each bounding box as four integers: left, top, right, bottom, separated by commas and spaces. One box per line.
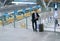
0, 27, 60, 41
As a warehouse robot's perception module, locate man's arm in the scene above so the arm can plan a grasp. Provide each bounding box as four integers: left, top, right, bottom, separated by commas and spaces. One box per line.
37, 13, 39, 17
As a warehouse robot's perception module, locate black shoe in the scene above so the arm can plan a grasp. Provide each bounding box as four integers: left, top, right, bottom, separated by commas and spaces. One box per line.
35, 30, 37, 32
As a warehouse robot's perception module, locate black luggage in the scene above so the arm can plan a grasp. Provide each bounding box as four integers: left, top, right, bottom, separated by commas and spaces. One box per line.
39, 24, 44, 32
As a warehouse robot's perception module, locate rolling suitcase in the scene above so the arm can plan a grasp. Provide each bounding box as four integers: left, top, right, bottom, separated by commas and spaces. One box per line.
39, 24, 44, 32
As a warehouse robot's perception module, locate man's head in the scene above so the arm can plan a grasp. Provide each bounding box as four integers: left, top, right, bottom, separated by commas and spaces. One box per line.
34, 9, 37, 12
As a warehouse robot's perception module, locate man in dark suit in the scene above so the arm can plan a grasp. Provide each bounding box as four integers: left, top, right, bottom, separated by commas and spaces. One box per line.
32, 10, 39, 31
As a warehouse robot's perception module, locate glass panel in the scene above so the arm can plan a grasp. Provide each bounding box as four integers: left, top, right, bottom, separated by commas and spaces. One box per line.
7, 14, 14, 24
0, 17, 2, 26
16, 11, 24, 21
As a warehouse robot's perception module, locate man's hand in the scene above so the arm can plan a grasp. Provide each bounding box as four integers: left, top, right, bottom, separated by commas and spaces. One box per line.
35, 17, 38, 19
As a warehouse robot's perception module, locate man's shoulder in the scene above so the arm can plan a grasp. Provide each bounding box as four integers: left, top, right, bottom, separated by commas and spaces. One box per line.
32, 13, 34, 15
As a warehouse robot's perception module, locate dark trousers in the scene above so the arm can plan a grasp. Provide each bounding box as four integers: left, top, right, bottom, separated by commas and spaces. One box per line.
32, 21, 37, 31
54, 19, 58, 32
54, 23, 58, 32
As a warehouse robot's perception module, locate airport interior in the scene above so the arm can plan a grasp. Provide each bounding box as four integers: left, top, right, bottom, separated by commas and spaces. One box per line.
0, 0, 60, 41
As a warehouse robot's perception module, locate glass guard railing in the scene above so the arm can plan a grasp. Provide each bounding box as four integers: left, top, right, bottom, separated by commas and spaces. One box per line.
0, 5, 60, 32
0, 5, 41, 28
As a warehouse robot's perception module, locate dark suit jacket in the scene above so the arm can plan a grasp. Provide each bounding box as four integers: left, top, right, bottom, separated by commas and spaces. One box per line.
32, 12, 39, 22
